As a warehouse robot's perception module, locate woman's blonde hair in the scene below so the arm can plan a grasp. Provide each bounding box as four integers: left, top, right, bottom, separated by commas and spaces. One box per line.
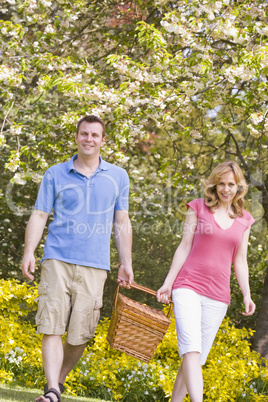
204, 161, 248, 217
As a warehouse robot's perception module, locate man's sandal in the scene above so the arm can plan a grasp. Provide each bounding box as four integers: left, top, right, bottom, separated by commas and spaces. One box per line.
43, 388, 61, 402
44, 383, 65, 394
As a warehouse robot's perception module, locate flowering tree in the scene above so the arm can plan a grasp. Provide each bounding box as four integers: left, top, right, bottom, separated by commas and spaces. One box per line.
0, 0, 267, 356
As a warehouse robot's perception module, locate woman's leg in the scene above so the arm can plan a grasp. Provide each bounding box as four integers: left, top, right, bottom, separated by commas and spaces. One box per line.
200, 296, 228, 365
171, 352, 203, 402
170, 363, 187, 402
182, 352, 203, 401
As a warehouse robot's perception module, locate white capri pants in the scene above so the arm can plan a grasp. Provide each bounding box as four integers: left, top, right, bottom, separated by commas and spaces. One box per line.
172, 288, 228, 365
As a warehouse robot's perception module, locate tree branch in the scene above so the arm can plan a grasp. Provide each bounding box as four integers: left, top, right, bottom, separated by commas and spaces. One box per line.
1, 101, 14, 136
228, 130, 264, 191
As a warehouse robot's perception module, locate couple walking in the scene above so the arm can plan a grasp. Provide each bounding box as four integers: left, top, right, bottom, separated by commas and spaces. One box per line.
21, 115, 255, 402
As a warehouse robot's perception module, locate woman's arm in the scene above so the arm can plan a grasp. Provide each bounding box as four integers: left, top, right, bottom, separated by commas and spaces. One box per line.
233, 228, 256, 316
156, 207, 197, 303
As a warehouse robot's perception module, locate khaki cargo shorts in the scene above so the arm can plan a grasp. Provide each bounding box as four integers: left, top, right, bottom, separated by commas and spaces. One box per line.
35, 259, 107, 345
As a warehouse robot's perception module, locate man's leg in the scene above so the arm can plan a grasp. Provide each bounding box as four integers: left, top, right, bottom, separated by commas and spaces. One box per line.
35, 335, 63, 402
59, 341, 87, 385
36, 337, 87, 402
60, 265, 107, 384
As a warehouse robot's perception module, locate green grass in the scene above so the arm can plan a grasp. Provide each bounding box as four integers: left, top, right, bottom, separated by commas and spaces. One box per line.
0, 384, 111, 402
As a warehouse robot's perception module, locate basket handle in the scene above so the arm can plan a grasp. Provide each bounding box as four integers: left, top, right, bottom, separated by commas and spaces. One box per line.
113, 283, 173, 319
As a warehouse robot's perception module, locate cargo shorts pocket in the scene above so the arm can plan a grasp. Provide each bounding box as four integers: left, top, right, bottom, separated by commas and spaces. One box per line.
94, 296, 103, 310
67, 295, 104, 345
91, 296, 103, 330
35, 282, 48, 327
87, 296, 103, 335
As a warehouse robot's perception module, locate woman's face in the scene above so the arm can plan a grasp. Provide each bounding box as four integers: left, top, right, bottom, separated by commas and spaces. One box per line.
216, 171, 238, 205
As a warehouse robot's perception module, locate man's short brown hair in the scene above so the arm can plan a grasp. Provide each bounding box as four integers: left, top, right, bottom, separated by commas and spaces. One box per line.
76, 115, 105, 138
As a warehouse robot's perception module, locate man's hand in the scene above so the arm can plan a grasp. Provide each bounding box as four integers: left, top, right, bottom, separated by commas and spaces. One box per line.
117, 264, 133, 288
21, 253, 35, 281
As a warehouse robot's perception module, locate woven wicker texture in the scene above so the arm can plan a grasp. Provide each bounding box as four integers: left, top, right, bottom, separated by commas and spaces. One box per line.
107, 284, 173, 362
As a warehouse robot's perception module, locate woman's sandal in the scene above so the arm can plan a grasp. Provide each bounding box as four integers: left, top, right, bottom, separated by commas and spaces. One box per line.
43, 388, 61, 402
44, 383, 65, 394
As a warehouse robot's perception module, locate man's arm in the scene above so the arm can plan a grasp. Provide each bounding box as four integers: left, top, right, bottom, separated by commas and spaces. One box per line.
21, 209, 49, 281
114, 210, 133, 287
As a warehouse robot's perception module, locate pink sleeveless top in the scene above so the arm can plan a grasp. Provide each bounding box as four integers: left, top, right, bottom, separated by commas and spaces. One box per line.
172, 199, 255, 304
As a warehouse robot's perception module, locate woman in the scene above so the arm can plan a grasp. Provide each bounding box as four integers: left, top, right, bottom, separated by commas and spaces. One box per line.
156, 161, 256, 402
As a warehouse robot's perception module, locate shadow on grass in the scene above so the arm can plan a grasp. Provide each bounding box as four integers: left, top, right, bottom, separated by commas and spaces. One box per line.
0, 384, 111, 402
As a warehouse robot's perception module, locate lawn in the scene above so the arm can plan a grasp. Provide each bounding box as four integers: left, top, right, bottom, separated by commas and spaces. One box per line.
0, 384, 111, 402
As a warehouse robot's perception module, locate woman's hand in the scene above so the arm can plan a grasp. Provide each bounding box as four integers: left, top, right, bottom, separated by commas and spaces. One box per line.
156, 283, 172, 304
242, 295, 256, 316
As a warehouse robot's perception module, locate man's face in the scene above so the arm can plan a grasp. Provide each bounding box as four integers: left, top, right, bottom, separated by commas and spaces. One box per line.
75, 121, 105, 158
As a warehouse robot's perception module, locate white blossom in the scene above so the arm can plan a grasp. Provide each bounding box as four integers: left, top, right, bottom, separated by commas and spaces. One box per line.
224, 65, 255, 83
10, 125, 22, 135
40, 0, 52, 6
207, 11, 215, 21
37, 76, 48, 88
0, 65, 8, 79
190, 130, 202, 139
256, 24, 268, 37
215, 1, 223, 11
32, 173, 43, 183
248, 125, 262, 138
250, 113, 264, 125
13, 173, 26, 185
44, 25, 55, 34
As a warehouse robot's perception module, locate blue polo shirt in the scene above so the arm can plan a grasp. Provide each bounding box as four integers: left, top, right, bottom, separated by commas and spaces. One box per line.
34, 155, 129, 271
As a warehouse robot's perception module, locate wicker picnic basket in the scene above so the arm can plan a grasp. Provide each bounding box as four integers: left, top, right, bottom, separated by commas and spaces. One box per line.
107, 283, 173, 363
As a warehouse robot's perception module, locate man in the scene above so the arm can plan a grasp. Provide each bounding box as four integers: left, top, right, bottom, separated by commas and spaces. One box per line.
21, 115, 133, 402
